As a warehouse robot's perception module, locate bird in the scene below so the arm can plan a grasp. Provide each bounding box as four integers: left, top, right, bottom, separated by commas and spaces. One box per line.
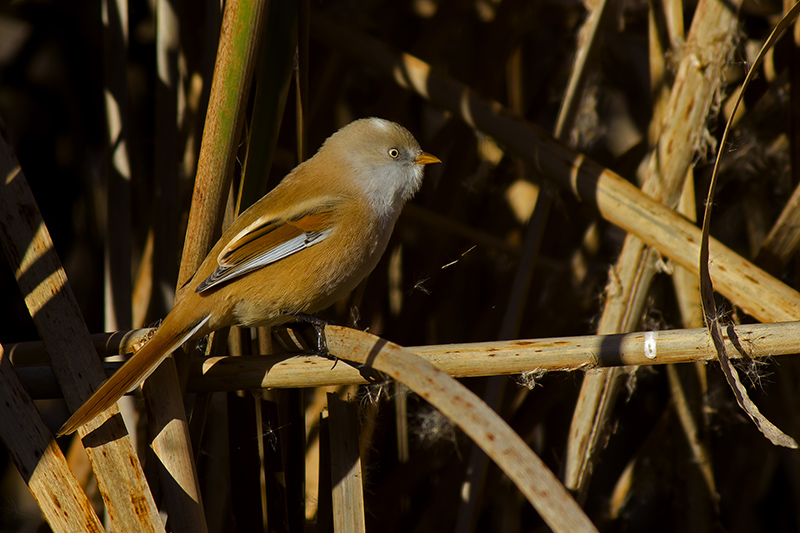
57, 117, 440, 436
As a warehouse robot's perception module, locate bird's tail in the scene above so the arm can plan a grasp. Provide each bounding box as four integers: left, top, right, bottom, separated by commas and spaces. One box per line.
56, 312, 211, 437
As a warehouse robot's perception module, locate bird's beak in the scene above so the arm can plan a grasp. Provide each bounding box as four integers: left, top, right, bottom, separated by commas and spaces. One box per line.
415, 152, 441, 165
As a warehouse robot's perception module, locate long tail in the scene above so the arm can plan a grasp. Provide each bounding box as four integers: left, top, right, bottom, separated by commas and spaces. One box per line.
56, 313, 211, 436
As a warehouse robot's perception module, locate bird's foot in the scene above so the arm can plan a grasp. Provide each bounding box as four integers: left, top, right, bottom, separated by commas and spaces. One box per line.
282, 310, 336, 365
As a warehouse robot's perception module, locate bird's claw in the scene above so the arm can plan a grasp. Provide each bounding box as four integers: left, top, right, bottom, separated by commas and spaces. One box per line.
282, 310, 336, 364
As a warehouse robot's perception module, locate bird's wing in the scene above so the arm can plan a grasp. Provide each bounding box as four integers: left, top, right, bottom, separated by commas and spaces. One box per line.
195, 203, 338, 293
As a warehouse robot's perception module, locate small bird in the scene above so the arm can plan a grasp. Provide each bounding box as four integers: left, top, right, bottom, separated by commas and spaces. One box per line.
57, 117, 440, 436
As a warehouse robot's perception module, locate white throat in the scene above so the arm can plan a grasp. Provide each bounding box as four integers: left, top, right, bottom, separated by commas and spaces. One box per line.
356, 162, 424, 221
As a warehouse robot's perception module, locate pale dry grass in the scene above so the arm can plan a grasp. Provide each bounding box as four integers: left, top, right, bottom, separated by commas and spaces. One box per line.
1, 0, 800, 531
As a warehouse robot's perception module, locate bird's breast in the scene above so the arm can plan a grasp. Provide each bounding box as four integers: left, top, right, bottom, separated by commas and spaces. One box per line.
223, 208, 395, 327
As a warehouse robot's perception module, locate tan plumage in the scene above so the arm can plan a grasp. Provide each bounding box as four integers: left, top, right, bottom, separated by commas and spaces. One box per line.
57, 118, 439, 436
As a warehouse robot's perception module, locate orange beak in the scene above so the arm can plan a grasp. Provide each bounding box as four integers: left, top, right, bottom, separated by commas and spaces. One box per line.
415, 152, 441, 165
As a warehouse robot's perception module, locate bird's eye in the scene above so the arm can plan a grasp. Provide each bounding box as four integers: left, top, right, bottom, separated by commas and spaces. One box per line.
388, 148, 400, 159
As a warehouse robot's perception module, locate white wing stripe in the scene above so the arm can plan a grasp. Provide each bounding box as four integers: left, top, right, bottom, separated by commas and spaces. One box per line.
195, 228, 333, 293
